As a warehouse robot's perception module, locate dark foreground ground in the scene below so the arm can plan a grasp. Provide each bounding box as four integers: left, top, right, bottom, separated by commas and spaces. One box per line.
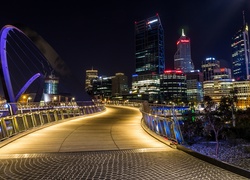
185, 139, 250, 171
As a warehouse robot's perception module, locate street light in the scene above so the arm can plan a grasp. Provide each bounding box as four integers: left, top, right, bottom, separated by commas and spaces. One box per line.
71, 97, 75, 106
27, 97, 32, 105
53, 96, 57, 106
22, 95, 27, 104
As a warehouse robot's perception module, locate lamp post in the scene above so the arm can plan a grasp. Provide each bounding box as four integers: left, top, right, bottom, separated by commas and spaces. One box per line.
71, 97, 75, 106
53, 96, 57, 106
27, 97, 32, 105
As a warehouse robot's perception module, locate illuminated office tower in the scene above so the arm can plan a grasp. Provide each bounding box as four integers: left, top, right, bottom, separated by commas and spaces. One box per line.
203, 79, 234, 103
213, 68, 232, 80
203, 79, 250, 109
232, 12, 250, 81
132, 14, 165, 102
134, 13, 165, 75
234, 81, 250, 109
112, 73, 128, 97
174, 29, 194, 73
201, 57, 220, 81
160, 70, 187, 104
92, 76, 113, 101
131, 74, 160, 103
85, 68, 98, 92
43, 74, 59, 102
185, 70, 203, 104
44, 74, 59, 94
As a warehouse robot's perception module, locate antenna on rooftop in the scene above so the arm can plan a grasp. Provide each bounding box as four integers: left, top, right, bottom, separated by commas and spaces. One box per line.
243, 10, 246, 27
182, 29, 185, 36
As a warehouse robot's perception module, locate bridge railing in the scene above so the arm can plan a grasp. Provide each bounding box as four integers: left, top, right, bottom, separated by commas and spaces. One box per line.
105, 100, 142, 108
106, 100, 187, 145
139, 101, 189, 145
0, 102, 106, 141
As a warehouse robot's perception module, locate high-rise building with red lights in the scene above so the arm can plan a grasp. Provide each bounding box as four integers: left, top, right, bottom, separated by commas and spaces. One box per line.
160, 70, 187, 104
174, 29, 194, 73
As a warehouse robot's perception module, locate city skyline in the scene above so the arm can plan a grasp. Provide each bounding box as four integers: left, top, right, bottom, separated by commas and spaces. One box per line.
0, 0, 249, 100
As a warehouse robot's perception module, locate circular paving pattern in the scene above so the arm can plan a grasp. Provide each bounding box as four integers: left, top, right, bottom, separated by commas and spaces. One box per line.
0, 148, 248, 180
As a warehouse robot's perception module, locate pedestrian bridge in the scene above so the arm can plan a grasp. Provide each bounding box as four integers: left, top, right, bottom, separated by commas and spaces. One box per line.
0, 104, 248, 179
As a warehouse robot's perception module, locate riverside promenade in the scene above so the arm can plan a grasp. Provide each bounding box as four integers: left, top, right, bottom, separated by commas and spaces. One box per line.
0, 105, 248, 179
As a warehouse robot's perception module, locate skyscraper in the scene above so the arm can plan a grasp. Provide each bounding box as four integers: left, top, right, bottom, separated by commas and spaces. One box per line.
202, 57, 220, 81
232, 12, 250, 81
185, 70, 203, 104
43, 74, 59, 102
85, 68, 98, 91
174, 29, 194, 73
44, 74, 59, 95
92, 76, 113, 101
132, 14, 165, 102
112, 73, 129, 97
134, 13, 165, 75
160, 70, 187, 104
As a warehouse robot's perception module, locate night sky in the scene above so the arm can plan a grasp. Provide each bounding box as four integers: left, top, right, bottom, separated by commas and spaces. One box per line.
0, 0, 249, 100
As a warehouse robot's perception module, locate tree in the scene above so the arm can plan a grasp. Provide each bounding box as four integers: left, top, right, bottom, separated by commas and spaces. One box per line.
218, 96, 233, 124
229, 88, 238, 127
181, 113, 203, 145
202, 96, 228, 158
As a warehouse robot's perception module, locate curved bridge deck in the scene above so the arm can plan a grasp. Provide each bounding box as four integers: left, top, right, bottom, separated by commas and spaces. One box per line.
0, 106, 247, 179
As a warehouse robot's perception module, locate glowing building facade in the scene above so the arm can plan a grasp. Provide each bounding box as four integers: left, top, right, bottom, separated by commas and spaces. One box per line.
203, 79, 250, 109
203, 79, 234, 103
43, 74, 59, 102
159, 70, 187, 104
132, 14, 165, 102
174, 29, 194, 73
112, 73, 129, 97
134, 14, 165, 75
213, 68, 232, 80
232, 14, 250, 81
44, 74, 59, 94
185, 70, 203, 104
85, 68, 98, 92
131, 74, 160, 103
234, 80, 250, 108
202, 57, 220, 81
91, 76, 113, 101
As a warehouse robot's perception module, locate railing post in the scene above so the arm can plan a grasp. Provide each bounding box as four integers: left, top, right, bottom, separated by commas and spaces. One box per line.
0, 101, 106, 142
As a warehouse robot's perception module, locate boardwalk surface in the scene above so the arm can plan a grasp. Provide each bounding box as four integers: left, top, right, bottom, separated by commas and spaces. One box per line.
0, 105, 248, 179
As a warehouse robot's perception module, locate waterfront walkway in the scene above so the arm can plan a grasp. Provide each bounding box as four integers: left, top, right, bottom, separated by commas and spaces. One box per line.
0, 105, 248, 179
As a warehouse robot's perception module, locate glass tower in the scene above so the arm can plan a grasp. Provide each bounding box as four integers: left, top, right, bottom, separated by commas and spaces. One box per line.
85, 68, 98, 91
201, 57, 220, 81
44, 74, 59, 94
232, 12, 250, 81
133, 14, 165, 102
134, 14, 165, 75
174, 29, 194, 73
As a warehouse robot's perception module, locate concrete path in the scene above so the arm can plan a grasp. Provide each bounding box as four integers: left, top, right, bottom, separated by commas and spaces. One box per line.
0, 105, 247, 179
0, 105, 168, 154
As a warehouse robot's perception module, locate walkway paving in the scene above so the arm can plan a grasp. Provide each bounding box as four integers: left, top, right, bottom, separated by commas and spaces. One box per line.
0, 105, 248, 179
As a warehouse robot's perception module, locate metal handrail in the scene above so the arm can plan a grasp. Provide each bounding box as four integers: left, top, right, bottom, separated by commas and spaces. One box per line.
0, 103, 106, 142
